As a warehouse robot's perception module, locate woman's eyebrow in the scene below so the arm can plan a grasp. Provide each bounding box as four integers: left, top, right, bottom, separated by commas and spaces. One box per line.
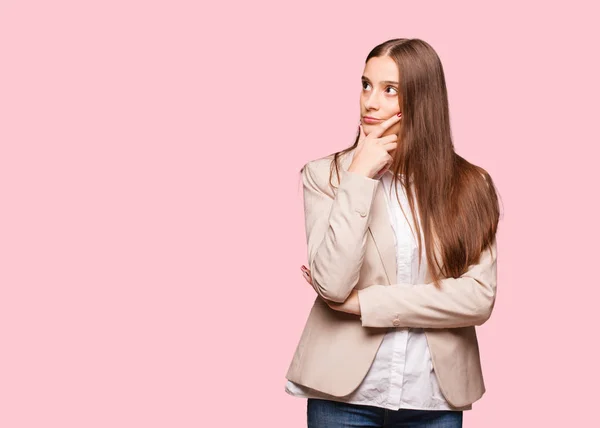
361, 76, 399, 85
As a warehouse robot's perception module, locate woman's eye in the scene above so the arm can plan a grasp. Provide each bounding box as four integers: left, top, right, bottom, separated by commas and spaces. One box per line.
361, 82, 397, 95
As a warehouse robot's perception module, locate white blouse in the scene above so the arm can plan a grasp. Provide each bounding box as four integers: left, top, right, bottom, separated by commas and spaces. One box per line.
285, 170, 466, 411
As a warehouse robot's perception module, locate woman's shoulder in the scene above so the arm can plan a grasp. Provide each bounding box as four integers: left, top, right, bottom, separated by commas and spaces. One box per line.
304, 148, 355, 174
301, 157, 334, 194
301, 149, 355, 192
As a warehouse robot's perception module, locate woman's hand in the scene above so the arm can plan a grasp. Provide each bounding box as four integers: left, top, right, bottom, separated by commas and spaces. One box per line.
348, 113, 402, 179
300, 265, 361, 316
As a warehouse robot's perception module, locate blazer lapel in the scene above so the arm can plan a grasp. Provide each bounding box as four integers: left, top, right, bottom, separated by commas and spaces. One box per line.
368, 185, 397, 285
341, 149, 397, 285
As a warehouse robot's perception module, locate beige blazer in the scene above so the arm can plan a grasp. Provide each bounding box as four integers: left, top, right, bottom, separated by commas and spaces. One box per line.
285, 148, 498, 409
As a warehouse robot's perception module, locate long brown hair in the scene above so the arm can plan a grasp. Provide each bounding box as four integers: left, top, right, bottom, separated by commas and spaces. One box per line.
302, 38, 501, 289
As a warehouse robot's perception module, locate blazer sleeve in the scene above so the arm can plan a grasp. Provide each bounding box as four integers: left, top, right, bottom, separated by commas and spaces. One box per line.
357, 238, 498, 329
302, 160, 379, 303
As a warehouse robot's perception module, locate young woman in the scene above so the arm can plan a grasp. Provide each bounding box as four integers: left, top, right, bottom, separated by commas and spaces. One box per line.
284, 39, 500, 428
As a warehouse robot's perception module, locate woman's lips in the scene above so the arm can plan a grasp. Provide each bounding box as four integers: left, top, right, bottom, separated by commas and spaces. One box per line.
363, 116, 383, 124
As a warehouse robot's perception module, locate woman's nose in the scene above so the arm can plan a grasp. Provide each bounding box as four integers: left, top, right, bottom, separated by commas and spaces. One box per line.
364, 93, 380, 110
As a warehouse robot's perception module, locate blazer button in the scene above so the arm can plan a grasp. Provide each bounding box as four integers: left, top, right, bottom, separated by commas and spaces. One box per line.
357, 209, 367, 217
392, 319, 402, 327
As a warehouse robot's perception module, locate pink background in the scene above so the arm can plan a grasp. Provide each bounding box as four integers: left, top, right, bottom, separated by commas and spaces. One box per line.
1, 0, 599, 426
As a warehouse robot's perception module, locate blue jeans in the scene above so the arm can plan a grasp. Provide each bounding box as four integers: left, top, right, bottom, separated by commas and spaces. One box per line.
307, 398, 463, 428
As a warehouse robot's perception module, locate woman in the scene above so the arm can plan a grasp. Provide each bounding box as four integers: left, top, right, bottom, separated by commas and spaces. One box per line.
284, 38, 500, 427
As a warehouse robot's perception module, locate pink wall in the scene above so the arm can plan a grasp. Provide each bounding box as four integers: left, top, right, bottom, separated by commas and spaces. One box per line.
1, 0, 598, 426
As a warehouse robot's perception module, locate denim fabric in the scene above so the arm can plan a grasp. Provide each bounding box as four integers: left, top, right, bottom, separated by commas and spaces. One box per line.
307, 398, 463, 428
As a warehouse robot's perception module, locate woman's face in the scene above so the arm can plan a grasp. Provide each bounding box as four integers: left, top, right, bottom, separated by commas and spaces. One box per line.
360, 56, 403, 139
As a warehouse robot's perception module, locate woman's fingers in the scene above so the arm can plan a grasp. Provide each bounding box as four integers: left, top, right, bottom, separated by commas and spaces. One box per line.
381, 142, 398, 152
301, 265, 312, 284
368, 113, 402, 139
359, 124, 365, 140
